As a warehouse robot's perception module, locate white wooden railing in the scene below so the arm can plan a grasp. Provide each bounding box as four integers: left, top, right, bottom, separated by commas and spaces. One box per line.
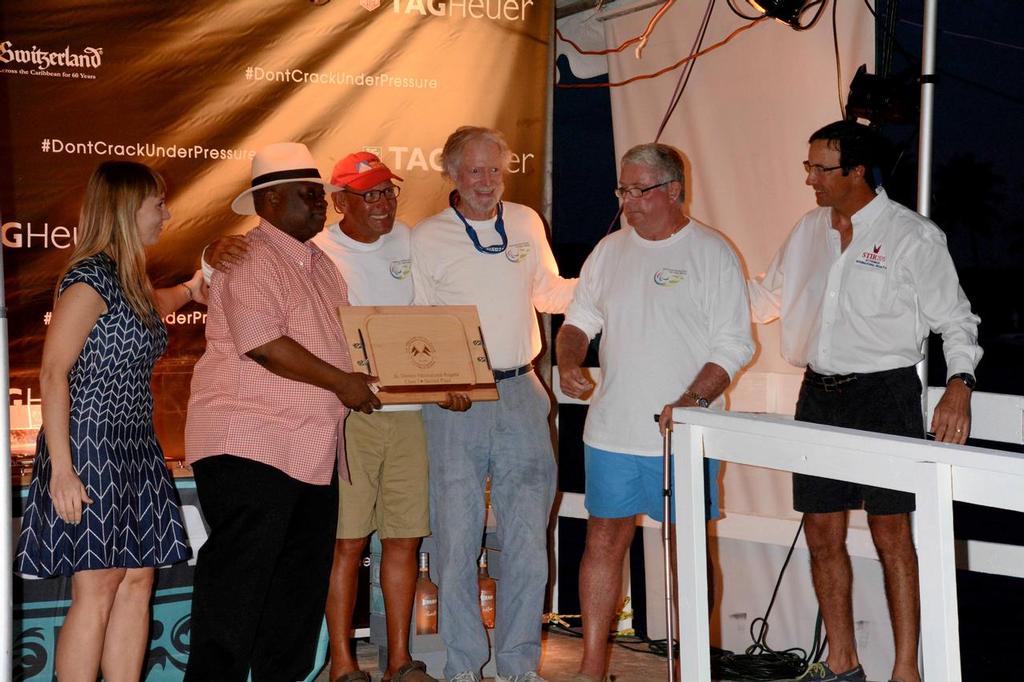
670, 408, 1024, 682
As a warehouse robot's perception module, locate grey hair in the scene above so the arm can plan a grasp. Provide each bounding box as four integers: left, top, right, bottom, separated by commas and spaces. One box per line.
440, 126, 512, 179
621, 143, 685, 202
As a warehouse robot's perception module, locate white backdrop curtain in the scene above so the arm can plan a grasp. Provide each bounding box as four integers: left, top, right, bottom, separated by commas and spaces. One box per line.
574, 0, 891, 667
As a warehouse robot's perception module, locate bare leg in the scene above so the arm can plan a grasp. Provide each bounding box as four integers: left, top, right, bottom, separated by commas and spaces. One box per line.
803, 512, 860, 673
381, 536, 421, 678
868, 513, 920, 682
326, 537, 369, 680
99, 567, 155, 681
55, 567, 126, 682
578, 516, 636, 679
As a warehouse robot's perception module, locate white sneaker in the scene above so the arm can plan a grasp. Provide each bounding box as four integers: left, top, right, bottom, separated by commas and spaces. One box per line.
497, 674, 547, 682
448, 674, 481, 682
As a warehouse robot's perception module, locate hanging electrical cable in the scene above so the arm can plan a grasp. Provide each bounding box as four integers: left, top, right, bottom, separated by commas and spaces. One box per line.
725, 0, 762, 21
585, 0, 721, 235
832, 0, 845, 116
555, 0, 677, 57
556, 17, 765, 90
790, 0, 828, 31
654, 0, 717, 140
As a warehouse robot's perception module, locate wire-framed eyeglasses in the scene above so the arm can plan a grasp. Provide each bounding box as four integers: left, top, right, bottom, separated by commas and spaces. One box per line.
803, 162, 843, 174
344, 185, 401, 203
613, 180, 672, 200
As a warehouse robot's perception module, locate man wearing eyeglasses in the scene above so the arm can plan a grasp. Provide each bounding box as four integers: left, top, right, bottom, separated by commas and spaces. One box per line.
749, 120, 981, 682
557, 142, 754, 682
315, 152, 472, 682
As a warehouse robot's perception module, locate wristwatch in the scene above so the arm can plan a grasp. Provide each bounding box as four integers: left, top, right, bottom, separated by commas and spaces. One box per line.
947, 373, 976, 390
683, 391, 710, 408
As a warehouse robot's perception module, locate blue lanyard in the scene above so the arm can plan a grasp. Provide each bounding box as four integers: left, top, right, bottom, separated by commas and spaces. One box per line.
450, 190, 507, 255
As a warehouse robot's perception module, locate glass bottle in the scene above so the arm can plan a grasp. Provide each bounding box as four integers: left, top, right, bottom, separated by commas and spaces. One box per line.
478, 549, 496, 629
415, 551, 438, 635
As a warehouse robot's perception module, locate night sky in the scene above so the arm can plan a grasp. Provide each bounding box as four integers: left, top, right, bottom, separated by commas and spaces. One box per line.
877, 0, 1024, 393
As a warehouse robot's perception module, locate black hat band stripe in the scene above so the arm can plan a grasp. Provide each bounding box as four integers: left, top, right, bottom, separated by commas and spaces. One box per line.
251, 168, 323, 187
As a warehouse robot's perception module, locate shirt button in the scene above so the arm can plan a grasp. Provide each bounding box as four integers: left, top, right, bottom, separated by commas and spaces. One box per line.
830, 291, 836, 297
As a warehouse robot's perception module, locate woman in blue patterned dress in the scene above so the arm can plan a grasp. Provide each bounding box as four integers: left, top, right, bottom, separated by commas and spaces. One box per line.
14, 161, 207, 681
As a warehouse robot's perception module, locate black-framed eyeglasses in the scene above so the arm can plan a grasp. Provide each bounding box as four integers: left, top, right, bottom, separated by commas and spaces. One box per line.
613, 180, 672, 200
803, 161, 843, 174
343, 185, 401, 203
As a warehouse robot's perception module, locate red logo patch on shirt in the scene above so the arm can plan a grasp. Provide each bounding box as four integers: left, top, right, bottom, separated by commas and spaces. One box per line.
855, 244, 887, 270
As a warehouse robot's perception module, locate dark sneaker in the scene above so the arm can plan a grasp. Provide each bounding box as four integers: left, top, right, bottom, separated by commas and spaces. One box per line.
795, 663, 867, 682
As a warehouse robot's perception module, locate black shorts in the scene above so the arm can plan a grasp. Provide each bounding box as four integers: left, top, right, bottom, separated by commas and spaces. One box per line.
793, 365, 923, 516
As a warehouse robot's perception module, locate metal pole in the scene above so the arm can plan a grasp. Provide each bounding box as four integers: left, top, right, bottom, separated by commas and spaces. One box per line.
915, 0, 939, 415
662, 425, 676, 682
1, 238, 13, 681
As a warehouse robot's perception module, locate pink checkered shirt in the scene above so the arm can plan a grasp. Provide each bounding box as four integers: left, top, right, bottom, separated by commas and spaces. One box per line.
185, 219, 353, 485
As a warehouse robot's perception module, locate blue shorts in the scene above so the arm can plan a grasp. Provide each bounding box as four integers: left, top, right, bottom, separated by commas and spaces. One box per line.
584, 445, 720, 522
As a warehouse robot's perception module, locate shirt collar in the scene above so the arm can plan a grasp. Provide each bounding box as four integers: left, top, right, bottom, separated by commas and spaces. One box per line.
850, 187, 890, 233
326, 221, 385, 252
256, 218, 322, 264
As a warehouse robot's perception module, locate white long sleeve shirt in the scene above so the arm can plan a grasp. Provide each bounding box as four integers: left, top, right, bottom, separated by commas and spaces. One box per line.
566, 221, 755, 456
411, 202, 576, 370
748, 189, 982, 378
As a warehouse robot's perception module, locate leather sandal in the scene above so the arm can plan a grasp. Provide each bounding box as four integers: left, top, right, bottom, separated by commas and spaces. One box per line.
334, 672, 371, 682
383, 660, 438, 682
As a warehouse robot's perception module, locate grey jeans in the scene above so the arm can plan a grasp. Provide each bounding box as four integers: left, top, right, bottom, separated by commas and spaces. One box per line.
422, 370, 557, 679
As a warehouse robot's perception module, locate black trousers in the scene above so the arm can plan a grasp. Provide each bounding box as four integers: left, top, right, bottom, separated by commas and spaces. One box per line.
185, 455, 338, 682
793, 365, 922, 515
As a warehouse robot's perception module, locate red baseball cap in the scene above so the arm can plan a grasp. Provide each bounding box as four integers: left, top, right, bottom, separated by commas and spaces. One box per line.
330, 151, 403, 191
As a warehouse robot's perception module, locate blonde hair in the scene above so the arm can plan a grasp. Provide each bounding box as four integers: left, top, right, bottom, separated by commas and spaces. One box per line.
440, 126, 512, 179
57, 161, 164, 324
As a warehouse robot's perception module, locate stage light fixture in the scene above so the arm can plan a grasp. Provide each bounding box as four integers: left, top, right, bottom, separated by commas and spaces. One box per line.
747, 0, 813, 27
845, 65, 919, 126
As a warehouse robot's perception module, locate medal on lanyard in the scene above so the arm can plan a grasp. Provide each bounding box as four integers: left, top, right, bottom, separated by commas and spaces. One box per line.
450, 190, 507, 255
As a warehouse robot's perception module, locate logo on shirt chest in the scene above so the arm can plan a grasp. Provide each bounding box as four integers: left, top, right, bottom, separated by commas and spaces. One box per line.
390, 258, 412, 280
653, 268, 686, 286
406, 336, 436, 368
855, 243, 887, 270
505, 242, 530, 263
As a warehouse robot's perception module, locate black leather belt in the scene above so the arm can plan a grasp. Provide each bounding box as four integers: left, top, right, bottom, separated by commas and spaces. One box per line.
493, 364, 533, 382
803, 365, 913, 392
804, 369, 859, 391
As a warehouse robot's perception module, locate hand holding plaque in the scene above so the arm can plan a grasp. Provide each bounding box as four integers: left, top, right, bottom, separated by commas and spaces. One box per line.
337, 305, 499, 405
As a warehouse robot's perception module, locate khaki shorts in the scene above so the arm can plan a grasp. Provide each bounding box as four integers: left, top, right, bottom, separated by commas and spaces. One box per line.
338, 410, 430, 539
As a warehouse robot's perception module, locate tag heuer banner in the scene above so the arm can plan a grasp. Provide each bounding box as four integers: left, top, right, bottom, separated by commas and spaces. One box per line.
1, 0, 550, 463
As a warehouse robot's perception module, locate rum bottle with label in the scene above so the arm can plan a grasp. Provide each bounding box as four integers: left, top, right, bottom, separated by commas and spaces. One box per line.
478, 549, 496, 629
415, 552, 438, 635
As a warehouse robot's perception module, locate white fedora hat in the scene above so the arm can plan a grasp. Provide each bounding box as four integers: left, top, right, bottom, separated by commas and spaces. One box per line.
231, 142, 340, 215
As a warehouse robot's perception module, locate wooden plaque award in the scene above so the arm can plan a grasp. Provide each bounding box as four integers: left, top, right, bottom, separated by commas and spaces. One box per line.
337, 305, 499, 404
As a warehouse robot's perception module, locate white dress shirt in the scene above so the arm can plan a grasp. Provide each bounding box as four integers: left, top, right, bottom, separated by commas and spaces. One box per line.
749, 189, 982, 378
